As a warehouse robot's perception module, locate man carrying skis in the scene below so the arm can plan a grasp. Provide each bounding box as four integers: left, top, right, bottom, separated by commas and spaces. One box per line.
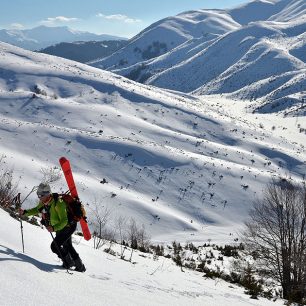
19, 183, 86, 272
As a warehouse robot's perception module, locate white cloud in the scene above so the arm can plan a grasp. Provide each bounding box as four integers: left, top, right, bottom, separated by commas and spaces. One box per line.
10, 23, 25, 30
40, 16, 80, 25
96, 13, 141, 23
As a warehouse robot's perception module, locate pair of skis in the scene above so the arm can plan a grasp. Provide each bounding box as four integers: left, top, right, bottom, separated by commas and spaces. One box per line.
59, 157, 91, 241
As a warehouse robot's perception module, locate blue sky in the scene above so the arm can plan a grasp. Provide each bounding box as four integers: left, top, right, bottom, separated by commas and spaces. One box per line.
1, 0, 247, 38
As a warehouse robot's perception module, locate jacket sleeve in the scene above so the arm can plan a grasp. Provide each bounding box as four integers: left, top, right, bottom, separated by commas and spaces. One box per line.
53, 200, 68, 232
24, 203, 43, 217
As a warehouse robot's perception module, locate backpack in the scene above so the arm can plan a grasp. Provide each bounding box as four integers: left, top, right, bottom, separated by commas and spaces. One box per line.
53, 193, 86, 222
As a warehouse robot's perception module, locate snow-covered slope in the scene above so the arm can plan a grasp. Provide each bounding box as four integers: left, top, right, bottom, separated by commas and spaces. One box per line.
0, 42, 305, 244
0, 208, 285, 306
0, 25, 126, 51
146, 16, 306, 113
90, 10, 240, 71
228, 0, 299, 24
110, 33, 220, 83
90, 0, 305, 114
268, 0, 306, 22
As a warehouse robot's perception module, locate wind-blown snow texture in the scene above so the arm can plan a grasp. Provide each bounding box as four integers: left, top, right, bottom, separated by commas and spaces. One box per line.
91, 0, 306, 114
0, 41, 305, 245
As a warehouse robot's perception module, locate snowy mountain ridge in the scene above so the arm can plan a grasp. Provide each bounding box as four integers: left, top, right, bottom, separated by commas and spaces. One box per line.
91, 0, 306, 114
90, 9, 241, 70
228, 0, 305, 24
148, 16, 306, 114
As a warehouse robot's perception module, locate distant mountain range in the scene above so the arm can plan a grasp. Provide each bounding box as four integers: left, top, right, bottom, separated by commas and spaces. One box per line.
39, 40, 128, 63
91, 0, 306, 115
0, 25, 127, 50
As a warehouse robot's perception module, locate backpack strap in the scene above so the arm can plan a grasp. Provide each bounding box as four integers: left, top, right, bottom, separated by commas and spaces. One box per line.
52, 193, 59, 201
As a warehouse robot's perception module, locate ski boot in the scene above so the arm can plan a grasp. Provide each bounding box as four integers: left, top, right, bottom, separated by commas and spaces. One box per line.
62, 254, 75, 269
74, 257, 86, 272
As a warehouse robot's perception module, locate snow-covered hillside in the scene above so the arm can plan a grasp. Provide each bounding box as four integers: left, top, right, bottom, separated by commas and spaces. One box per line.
90, 10, 240, 71
0, 208, 285, 306
228, 0, 305, 24
0, 41, 305, 244
150, 17, 306, 114
90, 0, 306, 114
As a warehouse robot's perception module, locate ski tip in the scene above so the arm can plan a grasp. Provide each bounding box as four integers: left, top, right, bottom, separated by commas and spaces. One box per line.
59, 157, 68, 163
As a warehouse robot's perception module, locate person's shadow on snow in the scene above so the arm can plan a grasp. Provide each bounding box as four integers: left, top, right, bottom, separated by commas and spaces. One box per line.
0, 244, 61, 272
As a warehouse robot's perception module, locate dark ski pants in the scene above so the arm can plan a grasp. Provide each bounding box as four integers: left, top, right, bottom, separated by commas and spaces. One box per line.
51, 222, 79, 260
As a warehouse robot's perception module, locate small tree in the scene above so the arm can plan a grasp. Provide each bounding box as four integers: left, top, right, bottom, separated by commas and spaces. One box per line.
127, 218, 150, 262
173, 254, 184, 272
40, 166, 61, 184
91, 200, 111, 249
137, 224, 151, 252
0, 158, 17, 209
243, 179, 306, 303
241, 263, 263, 299
127, 218, 138, 261
116, 216, 127, 259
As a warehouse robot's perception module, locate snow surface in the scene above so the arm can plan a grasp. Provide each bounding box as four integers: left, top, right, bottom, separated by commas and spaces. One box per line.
0, 208, 285, 306
228, 0, 294, 24
0, 41, 305, 246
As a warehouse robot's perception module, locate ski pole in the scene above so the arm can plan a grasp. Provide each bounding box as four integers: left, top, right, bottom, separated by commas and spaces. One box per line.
13, 186, 38, 253
11, 193, 25, 253
20, 219, 25, 253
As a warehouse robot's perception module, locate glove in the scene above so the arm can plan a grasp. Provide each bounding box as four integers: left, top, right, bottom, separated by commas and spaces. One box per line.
19, 208, 26, 216
46, 225, 54, 232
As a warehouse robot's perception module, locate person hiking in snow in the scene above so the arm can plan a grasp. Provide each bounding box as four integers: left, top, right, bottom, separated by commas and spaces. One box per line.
19, 183, 86, 272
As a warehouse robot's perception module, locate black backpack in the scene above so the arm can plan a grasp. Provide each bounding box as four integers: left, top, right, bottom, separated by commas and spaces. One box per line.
53, 193, 86, 222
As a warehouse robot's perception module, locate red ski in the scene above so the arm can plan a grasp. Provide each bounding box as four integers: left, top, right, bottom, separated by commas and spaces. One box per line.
59, 157, 91, 241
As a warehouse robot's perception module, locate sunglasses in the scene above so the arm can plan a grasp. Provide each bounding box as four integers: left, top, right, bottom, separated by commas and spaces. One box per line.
38, 194, 49, 199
